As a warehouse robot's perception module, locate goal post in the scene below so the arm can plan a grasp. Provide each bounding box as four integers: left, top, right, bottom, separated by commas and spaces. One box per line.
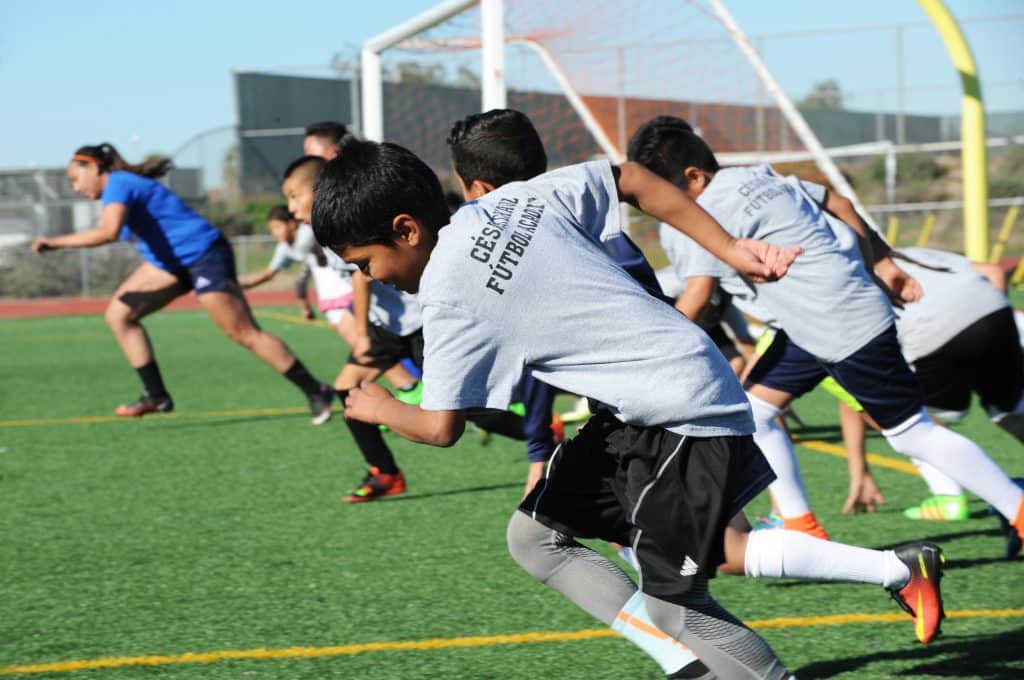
361, 0, 902, 234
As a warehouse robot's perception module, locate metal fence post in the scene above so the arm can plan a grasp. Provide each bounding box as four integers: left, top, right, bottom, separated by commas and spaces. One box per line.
80, 249, 90, 298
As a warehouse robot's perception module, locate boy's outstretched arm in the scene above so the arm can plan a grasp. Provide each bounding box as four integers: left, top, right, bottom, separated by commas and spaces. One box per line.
676, 275, 717, 322
345, 381, 466, 447
614, 162, 802, 282
239, 267, 278, 289
820, 188, 922, 303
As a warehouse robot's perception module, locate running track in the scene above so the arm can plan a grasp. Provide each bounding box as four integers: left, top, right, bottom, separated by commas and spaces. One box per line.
0, 291, 301, 320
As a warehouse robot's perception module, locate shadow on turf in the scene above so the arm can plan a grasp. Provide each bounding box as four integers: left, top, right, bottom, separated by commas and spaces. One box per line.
379, 481, 522, 502
795, 624, 1024, 679
152, 414, 304, 429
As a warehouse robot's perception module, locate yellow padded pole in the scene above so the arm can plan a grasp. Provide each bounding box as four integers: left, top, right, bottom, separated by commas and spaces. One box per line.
915, 213, 937, 247
989, 205, 1019, 263
917, 0, 988, 260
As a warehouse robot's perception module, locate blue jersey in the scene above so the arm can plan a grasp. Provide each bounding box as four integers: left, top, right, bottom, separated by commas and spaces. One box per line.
102, 171, 221, 271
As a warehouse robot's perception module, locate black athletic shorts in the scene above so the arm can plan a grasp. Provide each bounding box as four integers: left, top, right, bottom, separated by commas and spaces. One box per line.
913, 307, 1023, 416
177, 236, 237, 295
706, 324, 741, 363
746, 325, 923, 430
346, 325, 424, 371
519, 411, 775, 604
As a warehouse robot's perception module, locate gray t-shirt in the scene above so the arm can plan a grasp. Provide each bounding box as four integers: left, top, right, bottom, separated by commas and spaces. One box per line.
268, 223, 316, 271
324, 248, 422, 337
417, 160, 753, 437
684, 164, 893, 362
893, 247, 1009, 362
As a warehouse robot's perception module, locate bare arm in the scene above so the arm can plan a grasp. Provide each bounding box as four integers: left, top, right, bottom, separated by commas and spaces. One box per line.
820, 188, 921, 303
349, 270, 374, 362
31, 203, 126, 252
614, 162, 801, 282
971, 261, 1008, 293
344, 381, 466, 447
676, 276, 716, 322
239, 268, 278, 289
821, 189, 881, 264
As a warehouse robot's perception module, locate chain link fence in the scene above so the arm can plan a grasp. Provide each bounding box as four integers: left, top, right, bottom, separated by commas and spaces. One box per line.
0, 235, 281, 300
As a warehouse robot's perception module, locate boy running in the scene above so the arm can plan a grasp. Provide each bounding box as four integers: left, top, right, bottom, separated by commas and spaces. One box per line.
627, 118, 1024, 558
240, 205, 353, 325
284, 154, 524, 502
312, 135, 947, 678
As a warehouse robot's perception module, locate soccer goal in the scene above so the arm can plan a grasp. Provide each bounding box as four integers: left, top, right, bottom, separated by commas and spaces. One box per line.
361, 0, 878, 223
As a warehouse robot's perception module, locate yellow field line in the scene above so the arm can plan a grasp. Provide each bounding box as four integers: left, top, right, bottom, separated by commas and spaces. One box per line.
0, 406, 309, 429
794, 436, 921, 477
256, 310, 332, 329
2, 608, 1020, 676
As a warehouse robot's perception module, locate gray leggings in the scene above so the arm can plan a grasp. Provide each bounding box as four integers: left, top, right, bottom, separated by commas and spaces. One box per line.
507, 511, 789, 680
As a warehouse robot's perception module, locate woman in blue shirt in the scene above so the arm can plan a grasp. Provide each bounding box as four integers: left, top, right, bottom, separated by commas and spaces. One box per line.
32, 143, 333, 423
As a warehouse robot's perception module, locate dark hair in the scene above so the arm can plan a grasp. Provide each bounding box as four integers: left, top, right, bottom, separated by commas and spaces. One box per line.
72, 143, 172, 178
312, 140, 449, 250
283, 155, 325, 182
266, 205, 294, 222
446, 109, 547, 187
304, 121, 349, 146
626, 117, 719, 189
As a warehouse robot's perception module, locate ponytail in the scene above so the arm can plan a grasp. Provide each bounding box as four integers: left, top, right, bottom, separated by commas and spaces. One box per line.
71, 143, 172, 178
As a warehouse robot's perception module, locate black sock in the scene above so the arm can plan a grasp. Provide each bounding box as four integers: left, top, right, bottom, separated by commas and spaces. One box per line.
468, 409, 526, 441
345, 418, 400, 474
283, 359, 321, 396
136, 361, 169, 400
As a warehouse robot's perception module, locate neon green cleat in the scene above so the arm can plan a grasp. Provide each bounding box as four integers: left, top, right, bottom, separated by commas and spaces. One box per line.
903, 495, 969, 521
395, 381, 423, 406
560, 397, 592, 424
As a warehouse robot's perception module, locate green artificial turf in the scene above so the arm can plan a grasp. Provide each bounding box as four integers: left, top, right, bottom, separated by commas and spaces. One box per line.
1, 307, 1022, 679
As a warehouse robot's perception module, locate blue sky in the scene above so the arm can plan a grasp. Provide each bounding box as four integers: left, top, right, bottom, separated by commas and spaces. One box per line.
1, 0, 1020, 172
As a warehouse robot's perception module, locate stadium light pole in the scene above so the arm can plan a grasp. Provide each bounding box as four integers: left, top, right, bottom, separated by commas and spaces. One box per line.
917, 0, 988, 260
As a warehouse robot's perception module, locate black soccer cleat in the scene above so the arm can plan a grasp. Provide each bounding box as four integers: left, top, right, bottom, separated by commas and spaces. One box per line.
666, 659, 713, 679
887, 541, 945, 644
999, 513, 1022, 560
307, 384, 334, 425
114, 393, 174, 418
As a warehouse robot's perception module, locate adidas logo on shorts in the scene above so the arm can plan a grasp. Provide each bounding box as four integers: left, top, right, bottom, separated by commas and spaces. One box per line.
679, 555, 698, 577
195, 276, 212, 289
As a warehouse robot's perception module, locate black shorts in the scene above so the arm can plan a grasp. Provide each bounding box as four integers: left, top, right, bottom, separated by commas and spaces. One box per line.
176, 236, 237, 295
913, 307, 1023, 417
519, 411, 774, 604
346, 325, 424, 371
706, 324, 741, 363
747, 325, 923, 430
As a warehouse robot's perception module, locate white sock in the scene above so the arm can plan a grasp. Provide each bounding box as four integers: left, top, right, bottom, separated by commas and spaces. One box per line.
611, 591, 702, 674
744, 529, 910, 589
911, 459, 963, 496
748, 393, 812, 517
884, 409, 1024, 519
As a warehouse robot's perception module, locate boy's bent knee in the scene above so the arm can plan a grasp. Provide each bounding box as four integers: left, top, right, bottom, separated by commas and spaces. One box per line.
506, 511, 546, 564
506, 511, 565, 581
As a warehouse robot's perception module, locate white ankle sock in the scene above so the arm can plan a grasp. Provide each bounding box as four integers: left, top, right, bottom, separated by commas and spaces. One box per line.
611, 592, 702, 674
744, 529, 910, 588
911, 459, 963, 496
748, 393, 812, 518
884, 409, 1024, 519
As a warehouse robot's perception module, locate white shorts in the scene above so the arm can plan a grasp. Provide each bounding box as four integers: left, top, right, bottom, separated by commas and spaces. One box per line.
324, 308, 351, 326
